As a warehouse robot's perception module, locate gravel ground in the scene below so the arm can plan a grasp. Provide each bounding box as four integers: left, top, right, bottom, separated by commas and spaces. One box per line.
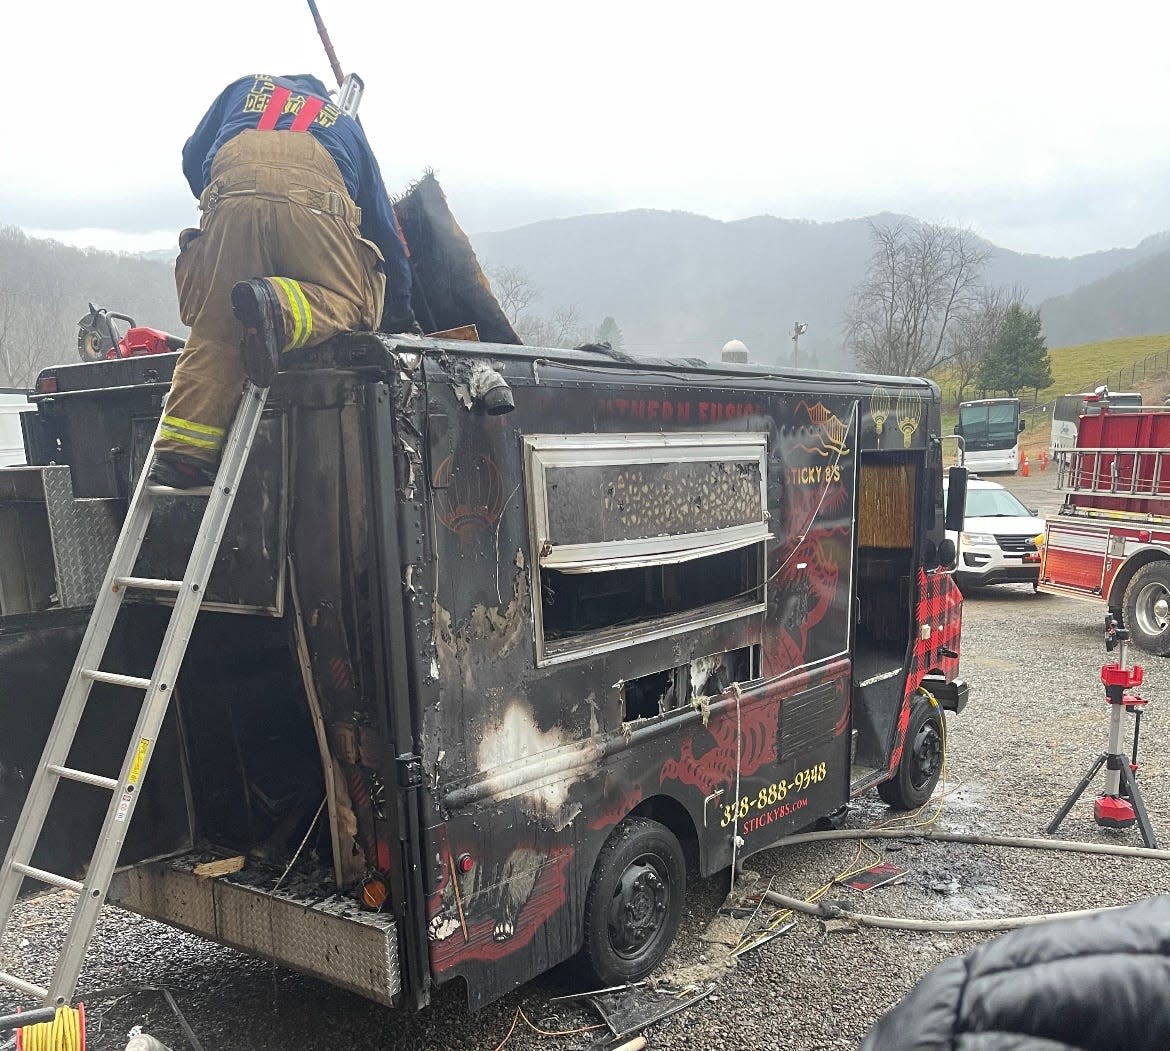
5, 470, 1169, 1050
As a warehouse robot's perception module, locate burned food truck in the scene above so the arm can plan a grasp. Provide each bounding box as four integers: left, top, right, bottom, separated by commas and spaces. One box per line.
0, 336, 966, 1011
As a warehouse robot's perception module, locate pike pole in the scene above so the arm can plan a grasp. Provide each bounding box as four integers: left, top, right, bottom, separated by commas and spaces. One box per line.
306, 0, 345, 87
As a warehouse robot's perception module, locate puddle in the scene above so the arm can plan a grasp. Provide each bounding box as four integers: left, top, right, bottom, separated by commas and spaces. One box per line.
912, 859, 1017, 917
939, 782, 986, 811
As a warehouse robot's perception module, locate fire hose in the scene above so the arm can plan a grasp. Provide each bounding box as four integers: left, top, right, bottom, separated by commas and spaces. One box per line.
749, 691, 1170, 937
759, 826, 1170, 933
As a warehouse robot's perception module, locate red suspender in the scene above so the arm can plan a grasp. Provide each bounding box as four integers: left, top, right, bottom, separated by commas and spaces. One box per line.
290, 96, 325, 132
256, 86, 291, 130
256, 87, 324, 133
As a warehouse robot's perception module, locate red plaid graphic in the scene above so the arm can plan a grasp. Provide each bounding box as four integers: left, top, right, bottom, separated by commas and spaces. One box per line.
889, 568, 963, 770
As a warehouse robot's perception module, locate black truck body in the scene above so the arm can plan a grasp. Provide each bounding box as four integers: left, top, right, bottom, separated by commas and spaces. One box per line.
0, 336, 965, 1011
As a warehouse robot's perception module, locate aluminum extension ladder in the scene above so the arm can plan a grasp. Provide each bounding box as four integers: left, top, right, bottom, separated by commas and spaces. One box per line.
0, 382, 268, 1008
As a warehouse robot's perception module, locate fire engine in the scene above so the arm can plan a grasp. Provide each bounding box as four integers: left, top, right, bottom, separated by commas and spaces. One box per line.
1040, 401, 1170, 655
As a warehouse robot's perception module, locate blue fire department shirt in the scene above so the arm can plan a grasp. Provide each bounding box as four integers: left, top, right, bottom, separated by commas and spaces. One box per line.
182, 74, 412, 315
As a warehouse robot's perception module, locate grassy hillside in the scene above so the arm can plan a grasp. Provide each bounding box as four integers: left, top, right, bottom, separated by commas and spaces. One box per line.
938, 332, 1170, 448
937, 333, 1170, 406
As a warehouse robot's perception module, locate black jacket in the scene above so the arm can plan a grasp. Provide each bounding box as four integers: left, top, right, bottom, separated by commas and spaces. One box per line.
861, 895, 1170, 1050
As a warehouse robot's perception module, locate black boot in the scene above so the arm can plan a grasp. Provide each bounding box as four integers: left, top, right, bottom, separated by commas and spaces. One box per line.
232, 279, 286, 387
148, 451, 216, 489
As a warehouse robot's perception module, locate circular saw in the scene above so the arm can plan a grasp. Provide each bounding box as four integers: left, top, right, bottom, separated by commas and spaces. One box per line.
77, 303, 135, 362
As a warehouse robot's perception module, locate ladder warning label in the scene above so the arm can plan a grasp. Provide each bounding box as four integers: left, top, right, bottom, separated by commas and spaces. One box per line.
127, 738, 151, 785
114, 792, 133, 822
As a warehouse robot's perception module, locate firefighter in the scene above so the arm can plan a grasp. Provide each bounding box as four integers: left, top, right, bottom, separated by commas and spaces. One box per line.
151, 73, 416, 488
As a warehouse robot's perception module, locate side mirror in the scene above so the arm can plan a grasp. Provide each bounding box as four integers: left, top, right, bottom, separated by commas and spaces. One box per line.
953, 423, 963, 437
1019, 419, 1026, 433
937, 537, 957, 569
945, 466, 968, 533
1028, 507, 1039, 516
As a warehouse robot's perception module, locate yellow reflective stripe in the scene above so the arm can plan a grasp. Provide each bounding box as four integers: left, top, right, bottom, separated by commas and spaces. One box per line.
270, 277, 302, 349
161, 414, 225, 438
159, 425, 220, 451
290, 278, 313, 348
271, 276, 313, 350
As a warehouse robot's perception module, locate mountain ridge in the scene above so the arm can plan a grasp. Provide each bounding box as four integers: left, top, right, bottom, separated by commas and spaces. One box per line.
470, 209, 1170, 365
5, 205, 1168, 385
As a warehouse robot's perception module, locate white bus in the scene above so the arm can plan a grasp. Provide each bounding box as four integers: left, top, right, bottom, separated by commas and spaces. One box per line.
955, 397, 1024, 473
1050, 390, 1142, 455
0, 388, 32, 466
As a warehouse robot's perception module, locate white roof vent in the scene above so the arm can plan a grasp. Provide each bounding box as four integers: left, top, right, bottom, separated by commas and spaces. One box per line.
721, 339, 749, 363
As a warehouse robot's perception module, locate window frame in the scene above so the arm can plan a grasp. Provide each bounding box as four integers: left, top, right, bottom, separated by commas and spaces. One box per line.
524, 431, 770, 666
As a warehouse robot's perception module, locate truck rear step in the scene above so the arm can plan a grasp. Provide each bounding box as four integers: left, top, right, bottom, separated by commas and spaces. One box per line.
109, 854, 401, 1006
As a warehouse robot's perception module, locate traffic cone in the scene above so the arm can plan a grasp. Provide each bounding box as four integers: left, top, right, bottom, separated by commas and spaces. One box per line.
1021, 454, 1030, 477
1039, 450, 1049, 471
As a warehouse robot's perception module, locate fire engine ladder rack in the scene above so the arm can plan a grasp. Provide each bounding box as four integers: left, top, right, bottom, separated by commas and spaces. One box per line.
1056, 447, 1170, 500
0, 381, 268, 1008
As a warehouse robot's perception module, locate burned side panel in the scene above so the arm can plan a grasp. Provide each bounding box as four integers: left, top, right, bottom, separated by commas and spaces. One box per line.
0, 607, 191, 876
129, 411, 288, 615
284, 375, 403, 890
414, 362, 866, 1007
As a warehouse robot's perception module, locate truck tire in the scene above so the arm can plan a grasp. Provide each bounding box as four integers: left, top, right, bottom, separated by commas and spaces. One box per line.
582, 817, 685, 985
1124, 561, 1170, 656
877, 693, 944, 810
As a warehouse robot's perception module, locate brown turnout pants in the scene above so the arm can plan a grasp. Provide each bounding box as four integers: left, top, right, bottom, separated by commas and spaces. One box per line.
159, 130, 387, 463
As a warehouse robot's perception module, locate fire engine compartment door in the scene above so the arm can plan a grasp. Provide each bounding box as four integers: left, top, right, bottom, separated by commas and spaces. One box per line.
128, 409, 288, 615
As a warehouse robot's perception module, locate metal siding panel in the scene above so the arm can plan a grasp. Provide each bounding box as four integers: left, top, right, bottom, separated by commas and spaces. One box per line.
36, 465, 122, 608
110, 862, 401, 1005
779, 682, 838, 758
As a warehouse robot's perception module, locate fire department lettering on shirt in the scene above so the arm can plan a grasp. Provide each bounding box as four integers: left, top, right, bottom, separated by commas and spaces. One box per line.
244, 76, 341, 128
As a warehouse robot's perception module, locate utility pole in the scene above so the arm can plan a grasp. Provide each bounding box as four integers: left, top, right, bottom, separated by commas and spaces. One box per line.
792, 322, 807, 367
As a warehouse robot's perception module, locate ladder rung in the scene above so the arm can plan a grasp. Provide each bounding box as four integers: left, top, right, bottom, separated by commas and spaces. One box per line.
81, 669, 151, 690
0, 970, 48, 1000
47, 764, 118, 791
12, 863, 83, 894
0, 385, 269, 1012
145, 483, 212, 497
114, 576, 184, 593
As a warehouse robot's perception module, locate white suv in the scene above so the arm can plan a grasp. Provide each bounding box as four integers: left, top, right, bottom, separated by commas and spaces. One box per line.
943, 478, 1045, 590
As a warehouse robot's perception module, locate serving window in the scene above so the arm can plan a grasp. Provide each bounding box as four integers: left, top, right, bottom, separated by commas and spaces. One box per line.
525, 433, 769, 665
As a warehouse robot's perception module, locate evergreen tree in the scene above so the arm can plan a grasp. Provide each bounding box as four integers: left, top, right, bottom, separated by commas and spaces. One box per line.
975, 303, 1052, 397
595, 316, 624, 351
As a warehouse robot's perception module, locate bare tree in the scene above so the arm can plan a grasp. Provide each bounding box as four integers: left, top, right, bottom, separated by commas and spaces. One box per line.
486, 264, 539, 326
0, 291, 71, 388
484, 262, 592, 349
947, 284, 1026, 402
845, 219, 989, 376
519, 305, 590, 349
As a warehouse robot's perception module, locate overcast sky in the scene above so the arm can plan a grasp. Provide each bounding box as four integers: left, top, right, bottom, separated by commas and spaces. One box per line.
6, 0, 1170, 258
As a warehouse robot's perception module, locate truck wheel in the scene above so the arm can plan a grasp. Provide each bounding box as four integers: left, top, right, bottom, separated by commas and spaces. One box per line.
877, 694, 944, 810
582, 817, 685, 985
1124, 562, 1170, 656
